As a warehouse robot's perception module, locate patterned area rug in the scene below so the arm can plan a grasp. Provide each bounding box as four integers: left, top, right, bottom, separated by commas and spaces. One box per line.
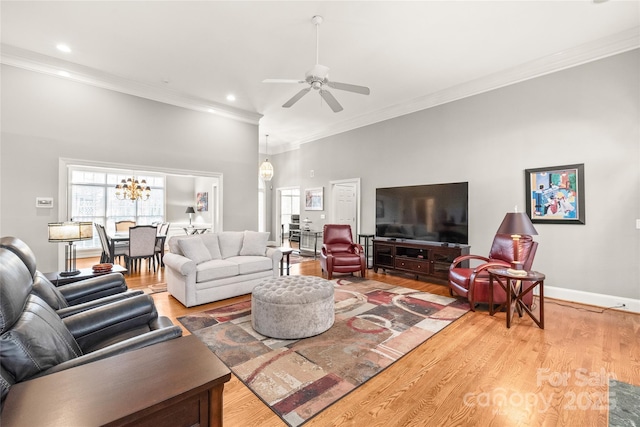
145, 283, 167, 294
288, 252, 315, 265
178, 277, 470, 427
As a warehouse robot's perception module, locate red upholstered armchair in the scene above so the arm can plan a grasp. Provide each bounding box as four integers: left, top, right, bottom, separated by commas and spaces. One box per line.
320, 224, 366, 280
449, 234, 538, 311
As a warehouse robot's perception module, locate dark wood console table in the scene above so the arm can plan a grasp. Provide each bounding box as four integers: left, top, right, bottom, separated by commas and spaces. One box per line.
373, 238, 470, 282
2, 335, 231, 427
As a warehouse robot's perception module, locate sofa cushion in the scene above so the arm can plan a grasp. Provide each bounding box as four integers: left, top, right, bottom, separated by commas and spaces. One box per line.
167, 236, 184, 256
218, 232, 244, 259
200, 233, 222, 260
196, 260, 239, 282
178, 238, 211, 265
227, 256, 273, 275
240, 231, 269, 256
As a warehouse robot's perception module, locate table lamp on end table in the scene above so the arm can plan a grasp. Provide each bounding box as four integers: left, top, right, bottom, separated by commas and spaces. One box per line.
48, 221, 93, 276
495, 210, 538, 276
185, 206, 196, 226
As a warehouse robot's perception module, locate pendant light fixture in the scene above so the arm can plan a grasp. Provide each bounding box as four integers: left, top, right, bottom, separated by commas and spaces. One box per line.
259, 134, 274, 181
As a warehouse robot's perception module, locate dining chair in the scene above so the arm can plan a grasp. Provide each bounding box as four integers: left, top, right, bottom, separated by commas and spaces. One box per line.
155, 222, 170, 266
94, 223, 127, 265
115, 220, 136, 232
126, 225, 158, 273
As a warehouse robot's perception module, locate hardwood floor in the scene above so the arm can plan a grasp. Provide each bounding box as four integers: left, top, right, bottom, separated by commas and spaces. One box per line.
78, 256, 639, 426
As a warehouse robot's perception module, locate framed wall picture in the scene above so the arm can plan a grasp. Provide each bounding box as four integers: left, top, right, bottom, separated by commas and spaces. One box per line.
525, 163, 585, 224
196, 192, 208, 212
304, 187, 324, 211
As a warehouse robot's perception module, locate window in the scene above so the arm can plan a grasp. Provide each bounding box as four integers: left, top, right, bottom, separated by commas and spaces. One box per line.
280, 188, 300, 234
69, 166, 165, 249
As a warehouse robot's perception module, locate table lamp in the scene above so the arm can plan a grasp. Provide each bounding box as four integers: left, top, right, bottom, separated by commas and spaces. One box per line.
495, 210, 538, 276
185, 206, 196, 226
48, 221, 94, 276
302, 217, 312, 231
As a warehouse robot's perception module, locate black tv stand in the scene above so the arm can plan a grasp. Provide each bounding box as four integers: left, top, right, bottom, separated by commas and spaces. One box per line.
373, 238, 470, 283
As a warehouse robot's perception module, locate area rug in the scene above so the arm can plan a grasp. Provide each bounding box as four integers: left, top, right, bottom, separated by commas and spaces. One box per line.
178, 277, 470, 427
288, 252, 315, 265
145, 283, 167, 294
609, 379, 640, 426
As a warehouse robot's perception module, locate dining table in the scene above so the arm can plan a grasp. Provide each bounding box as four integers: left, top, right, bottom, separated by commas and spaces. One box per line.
108, 231, 167, 266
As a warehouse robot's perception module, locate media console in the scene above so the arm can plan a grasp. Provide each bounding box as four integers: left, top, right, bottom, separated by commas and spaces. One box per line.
373, 238, 470, 283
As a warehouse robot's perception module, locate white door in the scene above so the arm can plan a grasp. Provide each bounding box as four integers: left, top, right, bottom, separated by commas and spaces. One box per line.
331, 181, 358, 237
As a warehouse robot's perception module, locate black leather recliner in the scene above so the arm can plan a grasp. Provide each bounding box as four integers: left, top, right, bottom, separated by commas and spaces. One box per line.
0, 236, 142, 318
0, 247, 183, 406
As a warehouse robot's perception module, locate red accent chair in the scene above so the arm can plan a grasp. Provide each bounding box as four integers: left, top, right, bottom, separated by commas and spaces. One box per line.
320, 224, 366, 280
449, 234, 538, 311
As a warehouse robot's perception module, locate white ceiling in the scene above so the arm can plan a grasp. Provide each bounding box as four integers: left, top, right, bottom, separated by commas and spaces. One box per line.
2, 1, 639, 153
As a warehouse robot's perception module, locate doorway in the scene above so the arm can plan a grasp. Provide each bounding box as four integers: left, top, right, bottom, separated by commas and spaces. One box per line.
330, 178, 360, 236
276, 187, 300, 246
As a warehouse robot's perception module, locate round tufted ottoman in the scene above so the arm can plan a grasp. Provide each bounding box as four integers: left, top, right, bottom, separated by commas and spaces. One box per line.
251, 276, 335, 339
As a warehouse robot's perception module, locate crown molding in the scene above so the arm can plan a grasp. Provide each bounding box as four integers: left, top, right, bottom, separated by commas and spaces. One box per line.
293, 26, 640, 147
2, 26, 637, 145
0, 44, 263, 125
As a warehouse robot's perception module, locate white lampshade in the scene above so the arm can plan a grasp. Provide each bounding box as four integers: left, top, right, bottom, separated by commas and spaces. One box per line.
259, 160, 274, 181
48, 222, 93, 242
259, 134, 274, 181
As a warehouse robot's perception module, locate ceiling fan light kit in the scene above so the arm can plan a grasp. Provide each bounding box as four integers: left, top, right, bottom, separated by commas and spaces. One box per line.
263, 15, 370, 113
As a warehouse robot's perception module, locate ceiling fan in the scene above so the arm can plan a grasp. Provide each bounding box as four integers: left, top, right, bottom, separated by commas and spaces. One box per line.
263, 15, 370, 113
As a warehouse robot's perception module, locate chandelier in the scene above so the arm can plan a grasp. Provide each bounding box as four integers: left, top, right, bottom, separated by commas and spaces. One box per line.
115, 176, 151, 201
259, 134, 274, 181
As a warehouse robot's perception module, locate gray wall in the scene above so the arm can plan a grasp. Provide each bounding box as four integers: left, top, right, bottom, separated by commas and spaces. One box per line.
1, 64, 259, 271
270, 50, 640, 300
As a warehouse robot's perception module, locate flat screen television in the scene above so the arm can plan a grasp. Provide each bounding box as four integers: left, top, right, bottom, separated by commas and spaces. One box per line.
375, 182, 468, 244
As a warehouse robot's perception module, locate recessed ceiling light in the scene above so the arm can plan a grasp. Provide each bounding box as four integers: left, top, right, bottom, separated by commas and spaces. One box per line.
226, 94, 236, 102
56, 44, 71, 53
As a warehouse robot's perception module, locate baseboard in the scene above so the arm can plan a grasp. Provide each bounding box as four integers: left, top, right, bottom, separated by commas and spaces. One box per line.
542, 285, 640, 313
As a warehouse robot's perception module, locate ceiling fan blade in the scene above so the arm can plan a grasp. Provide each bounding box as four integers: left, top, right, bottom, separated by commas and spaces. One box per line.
263, 79, 305, 84
327, 81, 370, 95
319, 89, 344, 113
282, 87, 311, 108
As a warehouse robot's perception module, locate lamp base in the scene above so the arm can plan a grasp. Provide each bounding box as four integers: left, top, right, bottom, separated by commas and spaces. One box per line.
60, 270, 81, 277
507, 268, 528, 277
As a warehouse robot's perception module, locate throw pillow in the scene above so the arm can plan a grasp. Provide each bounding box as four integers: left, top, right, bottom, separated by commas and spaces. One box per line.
178, 238, 212, 265
218, 231, 245, 259
240, 231, 269, 256
200, 233, 222, 260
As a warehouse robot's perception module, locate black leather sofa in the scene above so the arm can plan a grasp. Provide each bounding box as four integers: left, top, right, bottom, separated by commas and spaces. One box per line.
0, 246, 183, 407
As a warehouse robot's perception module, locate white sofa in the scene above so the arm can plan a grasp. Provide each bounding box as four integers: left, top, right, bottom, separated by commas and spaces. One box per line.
163, 231, 282, 307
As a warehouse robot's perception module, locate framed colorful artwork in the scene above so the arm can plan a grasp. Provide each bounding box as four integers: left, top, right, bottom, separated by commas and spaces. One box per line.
525, 164, 585, 224
196, 192, 208, 212
304, 187, 323, 211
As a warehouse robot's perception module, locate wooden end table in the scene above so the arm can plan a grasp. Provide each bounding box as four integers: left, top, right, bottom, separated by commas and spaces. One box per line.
279, 247, 294, 275
488, 267, 545, 329
43, 264, 127, 287
1, 335, 231, 427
